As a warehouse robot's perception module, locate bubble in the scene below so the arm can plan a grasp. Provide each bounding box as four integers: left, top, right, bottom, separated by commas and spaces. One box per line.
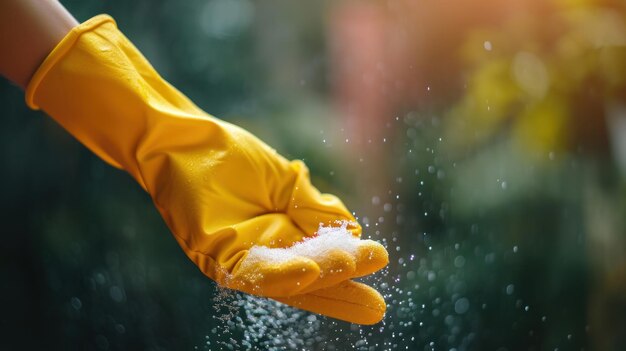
454, 298, 470, 314
109, 286, 125, 303
427, 271, 437, 281
512, 51, 549, 98
95, 335, 109, 350
115, 324, 126, 334
453, 256, 466, 268
484, 253, 495, 264
506, 284, 515, 295
70, 297, 82, 310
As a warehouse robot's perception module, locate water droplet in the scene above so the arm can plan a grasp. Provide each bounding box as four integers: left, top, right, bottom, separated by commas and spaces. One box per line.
428, 271, 436, 281
454, 298, 470, 314
109, 286, 125, 303
371, 196, 380, 205
506, 284, 515, 295
70, 297, 82, 310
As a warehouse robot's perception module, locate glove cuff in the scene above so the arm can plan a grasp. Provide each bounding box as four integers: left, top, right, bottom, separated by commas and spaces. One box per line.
26, 14, 116, 109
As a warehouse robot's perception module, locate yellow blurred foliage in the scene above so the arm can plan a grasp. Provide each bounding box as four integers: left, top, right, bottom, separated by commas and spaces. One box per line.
512, 96, 569, 156
444, 59, 522, 154
446, 0, 626, 159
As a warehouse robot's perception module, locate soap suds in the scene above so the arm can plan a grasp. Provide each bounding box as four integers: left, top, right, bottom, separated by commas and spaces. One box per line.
241, 222, 361, 267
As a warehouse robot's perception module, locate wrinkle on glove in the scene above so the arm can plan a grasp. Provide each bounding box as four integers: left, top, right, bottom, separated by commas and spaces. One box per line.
26, 14, 388, 325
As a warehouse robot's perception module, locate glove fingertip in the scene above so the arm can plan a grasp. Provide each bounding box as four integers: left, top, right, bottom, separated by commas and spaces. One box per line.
353, 240, 389, 278
275, 280, 386, 325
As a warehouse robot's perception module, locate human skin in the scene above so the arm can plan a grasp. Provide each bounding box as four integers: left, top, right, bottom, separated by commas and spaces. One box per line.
0, 0, 78, 89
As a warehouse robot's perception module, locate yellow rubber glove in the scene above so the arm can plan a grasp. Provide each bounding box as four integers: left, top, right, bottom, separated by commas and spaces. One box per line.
26, 15, 388, 324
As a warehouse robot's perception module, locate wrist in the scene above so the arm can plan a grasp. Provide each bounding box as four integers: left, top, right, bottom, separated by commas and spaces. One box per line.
0, 0, 78, 89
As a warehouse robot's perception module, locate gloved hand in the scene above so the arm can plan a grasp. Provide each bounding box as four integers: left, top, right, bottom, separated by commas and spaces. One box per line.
26, 15, 388, 324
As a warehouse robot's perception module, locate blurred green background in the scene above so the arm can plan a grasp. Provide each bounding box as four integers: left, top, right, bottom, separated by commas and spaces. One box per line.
2, 0, 626, 350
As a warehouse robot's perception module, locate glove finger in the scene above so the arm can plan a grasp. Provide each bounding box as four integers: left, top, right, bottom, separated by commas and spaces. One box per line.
273, 280, 386, 325
294, 249, 357, 294
290, 225, 387, 292
298, 239, 387, 292
228, 254, 320, 297
353, 239, 389, 278
233, 244, 357, 297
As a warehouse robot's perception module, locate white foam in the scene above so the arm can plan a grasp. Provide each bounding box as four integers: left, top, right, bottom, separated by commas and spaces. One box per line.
242, 222, 361, 266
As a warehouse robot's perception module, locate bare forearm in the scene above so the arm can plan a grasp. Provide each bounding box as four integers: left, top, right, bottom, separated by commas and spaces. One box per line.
0, 0, 78, 89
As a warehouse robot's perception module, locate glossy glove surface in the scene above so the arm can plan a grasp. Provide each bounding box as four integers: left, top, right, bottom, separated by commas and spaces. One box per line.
27, 15, 388, 324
